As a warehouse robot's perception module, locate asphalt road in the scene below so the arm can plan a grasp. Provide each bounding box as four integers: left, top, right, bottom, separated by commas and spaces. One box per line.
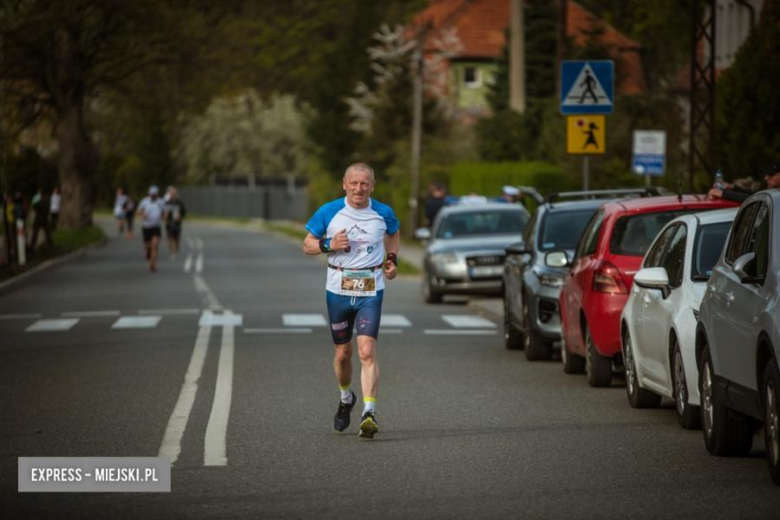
1, 220, 778, 519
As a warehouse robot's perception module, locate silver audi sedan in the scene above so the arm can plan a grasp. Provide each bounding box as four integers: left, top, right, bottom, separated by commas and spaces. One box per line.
415, 201, 530, 303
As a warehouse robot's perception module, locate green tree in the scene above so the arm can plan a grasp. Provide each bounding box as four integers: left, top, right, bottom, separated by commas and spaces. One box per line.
715, 3, 780, 179
0, 0, 218, 228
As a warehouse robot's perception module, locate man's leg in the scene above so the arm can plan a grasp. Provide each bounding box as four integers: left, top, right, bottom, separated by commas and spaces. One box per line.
357, 335, 378, 400
334, 341, 352, 389
150, 235, 159, 270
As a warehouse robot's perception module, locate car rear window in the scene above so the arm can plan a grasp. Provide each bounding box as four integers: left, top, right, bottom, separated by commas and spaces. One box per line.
610, 210, 694, 256
539, 209, 599, 251
436, 209, 528, 239
692, 222, 732, 280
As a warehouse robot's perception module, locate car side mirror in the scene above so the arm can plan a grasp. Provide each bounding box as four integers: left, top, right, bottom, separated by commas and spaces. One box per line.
733, 252, 757, 282
634, 267, 671, 298
414, 228, 431, 241
545, 250, 570, 268
505, 241, 529, 255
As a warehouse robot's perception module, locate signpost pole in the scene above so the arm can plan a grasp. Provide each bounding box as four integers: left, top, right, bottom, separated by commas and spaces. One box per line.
583, 156, 589, 191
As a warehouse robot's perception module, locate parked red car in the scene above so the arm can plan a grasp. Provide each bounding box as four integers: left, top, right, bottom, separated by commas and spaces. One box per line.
557, 195, 739, 387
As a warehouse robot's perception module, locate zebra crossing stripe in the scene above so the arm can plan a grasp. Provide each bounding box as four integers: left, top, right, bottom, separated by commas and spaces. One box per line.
283, 314, 327, 327
441, 315, 496, 328
26, 319, 79, 332
112, 316, 162, 329
381, 315, 412, 327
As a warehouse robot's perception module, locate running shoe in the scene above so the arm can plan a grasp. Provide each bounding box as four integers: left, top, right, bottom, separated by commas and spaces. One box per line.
359, 412, 378, 439
333, 391, 357, 432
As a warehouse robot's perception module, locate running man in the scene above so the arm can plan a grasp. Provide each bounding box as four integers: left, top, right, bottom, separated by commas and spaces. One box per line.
302, 162, 400, 439
164, 187, 187, 260
137, 185, 166, 272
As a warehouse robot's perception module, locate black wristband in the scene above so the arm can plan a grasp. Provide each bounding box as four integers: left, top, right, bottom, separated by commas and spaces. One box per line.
386, 253, 397, 266
319, 238, 331, 253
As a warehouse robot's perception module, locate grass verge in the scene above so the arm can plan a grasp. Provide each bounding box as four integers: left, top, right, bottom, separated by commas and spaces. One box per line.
0, 225, 106, 282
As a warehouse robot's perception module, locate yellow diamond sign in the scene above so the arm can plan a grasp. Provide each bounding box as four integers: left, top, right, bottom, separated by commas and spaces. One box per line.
566, 115, 605, 154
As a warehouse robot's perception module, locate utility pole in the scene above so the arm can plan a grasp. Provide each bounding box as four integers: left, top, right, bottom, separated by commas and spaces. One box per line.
409, 25, 428, 236
509, 0, 526, 113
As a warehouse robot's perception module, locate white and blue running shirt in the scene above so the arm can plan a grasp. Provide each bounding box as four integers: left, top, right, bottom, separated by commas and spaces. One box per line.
306, 197, 400, 294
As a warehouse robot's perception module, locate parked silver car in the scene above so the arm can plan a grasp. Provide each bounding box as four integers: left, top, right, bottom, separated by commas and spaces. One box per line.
696, 190, 780, 485
415, 201, 530, 303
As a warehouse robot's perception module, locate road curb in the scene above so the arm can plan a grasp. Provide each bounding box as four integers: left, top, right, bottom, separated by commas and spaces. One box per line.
0, 239, 107, 295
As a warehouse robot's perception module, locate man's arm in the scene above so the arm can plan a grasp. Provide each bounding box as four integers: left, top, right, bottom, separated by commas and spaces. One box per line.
302, 228, 349, 256
302, 232, 323, 255
383, 231, 400, 279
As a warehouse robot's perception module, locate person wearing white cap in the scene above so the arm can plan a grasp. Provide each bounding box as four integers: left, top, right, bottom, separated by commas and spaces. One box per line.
137, 185, 166, 272
501, 185, 521, 203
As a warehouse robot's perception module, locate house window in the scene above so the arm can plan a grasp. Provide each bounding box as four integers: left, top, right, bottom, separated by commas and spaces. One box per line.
463, 67, 481, 88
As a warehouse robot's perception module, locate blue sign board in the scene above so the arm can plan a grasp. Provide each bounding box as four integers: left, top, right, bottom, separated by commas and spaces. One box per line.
560, 60, 614, 115
632, 154, 665, 176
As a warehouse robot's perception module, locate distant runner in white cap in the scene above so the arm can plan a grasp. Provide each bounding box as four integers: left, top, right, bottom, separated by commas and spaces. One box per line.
137, 185, 166, 272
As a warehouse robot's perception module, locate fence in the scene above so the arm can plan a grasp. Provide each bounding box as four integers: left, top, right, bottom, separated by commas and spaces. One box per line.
177, 185, 308, 221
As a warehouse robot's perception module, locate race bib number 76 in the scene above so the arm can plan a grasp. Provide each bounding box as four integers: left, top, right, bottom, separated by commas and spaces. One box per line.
340, 269, 377, 297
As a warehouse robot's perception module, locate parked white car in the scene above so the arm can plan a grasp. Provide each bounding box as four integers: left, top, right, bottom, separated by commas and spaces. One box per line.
620, 208, 738, 428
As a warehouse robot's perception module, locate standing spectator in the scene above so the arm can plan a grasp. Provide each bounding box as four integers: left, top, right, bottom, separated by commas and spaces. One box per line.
137, 185, 165, 272
424, 181, 447, 227
114, 188, 128, 235
49, 187, 61, 230
164, 187, 186, 260
124, 195, 136, 238
30, 188, 53, 251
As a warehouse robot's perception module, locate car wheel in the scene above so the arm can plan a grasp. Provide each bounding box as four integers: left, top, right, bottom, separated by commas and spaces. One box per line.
623, 328, 661, 408
585, 324, 612, 388
423, 275, 443, 304
699, 346, 753, 456
762, 362, 780, 485
673, 338, 700, 430
524, 297, 551, 361
503, 290, 523, 350
562, 338, 585, 374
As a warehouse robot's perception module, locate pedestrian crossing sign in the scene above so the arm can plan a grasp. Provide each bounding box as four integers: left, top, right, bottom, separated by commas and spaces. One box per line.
566, 115, 605, 155
560, 61, 614, 115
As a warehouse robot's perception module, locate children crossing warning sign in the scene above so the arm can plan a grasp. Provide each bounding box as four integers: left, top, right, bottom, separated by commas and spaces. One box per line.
560, 61, 614, 115
566, 115, 605, 154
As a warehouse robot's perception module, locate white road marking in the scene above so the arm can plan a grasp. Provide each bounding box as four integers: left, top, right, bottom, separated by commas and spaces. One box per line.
194, 275, 222, 311
204, 311, 235, 466
195, 253, 203, 273
183, 254, 193, 273
243, 328, 312, 334
199, 311, 243, 327
283, 314, 327, 327
381, 314, 412, 327
111, 316, 161, 329
158, 325, 212, 465
139, 308, 200, 316
0, 313, 42, 320
62, 310, 120, 318
441, 315, 497, 328
26, 319, 79, 332
424, 329, 498, 336
378, 328, 404, 334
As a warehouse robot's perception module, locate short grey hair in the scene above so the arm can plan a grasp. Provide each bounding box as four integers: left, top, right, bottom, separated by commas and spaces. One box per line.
344, 162, 375, 181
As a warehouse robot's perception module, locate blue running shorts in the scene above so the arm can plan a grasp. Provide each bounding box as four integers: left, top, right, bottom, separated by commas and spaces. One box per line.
326, 290, 384, 344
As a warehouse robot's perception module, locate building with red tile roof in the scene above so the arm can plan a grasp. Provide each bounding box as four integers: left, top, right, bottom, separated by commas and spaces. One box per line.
410, 0, 646, 115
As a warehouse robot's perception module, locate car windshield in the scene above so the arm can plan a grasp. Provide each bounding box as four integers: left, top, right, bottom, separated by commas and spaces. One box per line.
610, 210, 695, 256
539, 209, 599, 251
692, 222, 732, 280
436, 209, 528, 239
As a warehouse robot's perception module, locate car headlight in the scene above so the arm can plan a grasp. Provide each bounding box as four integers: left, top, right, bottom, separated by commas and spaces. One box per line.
539, 274, 564, 288
430, 252, 459, 265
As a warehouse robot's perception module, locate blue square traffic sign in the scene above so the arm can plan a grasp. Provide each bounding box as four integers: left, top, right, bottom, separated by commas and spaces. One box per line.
560, 61, 614, 115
